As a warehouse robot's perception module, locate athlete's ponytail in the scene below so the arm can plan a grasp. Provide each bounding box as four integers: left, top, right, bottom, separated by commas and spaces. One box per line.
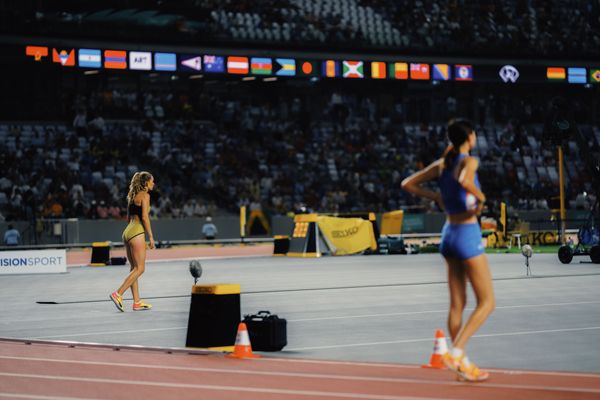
127, 171, 153, 203
443, 118, 474, 169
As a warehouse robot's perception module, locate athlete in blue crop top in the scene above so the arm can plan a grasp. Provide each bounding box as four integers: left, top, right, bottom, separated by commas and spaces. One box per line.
402, 119, 495, 382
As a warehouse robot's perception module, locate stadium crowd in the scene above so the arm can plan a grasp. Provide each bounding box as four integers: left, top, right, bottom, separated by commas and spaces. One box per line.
1, 85, 597, 222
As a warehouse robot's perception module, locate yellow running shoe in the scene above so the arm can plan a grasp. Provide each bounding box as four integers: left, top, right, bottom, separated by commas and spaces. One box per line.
457, 360, 489, 382
442, 352, 489, 382
133, 301, 152, 311
110, 291, 124, 312
442, 352, 460, 372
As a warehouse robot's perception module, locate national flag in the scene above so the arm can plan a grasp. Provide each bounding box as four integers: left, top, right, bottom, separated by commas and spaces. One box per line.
454, 64, 473, 81
410, 63, 430, 80
129, 51, 152, 70
298, 60, 319, 76
432, 64, 451, 80
250, 57, 272, 75
203, 55, 225, 73
371, 62, 386, 79
104, 50, 127, 69
275, 58, 296, 76
322, 60, 340, 78
546, 67, 566, 80
26, 46, 48, 61
52, 49, 75, 67
342, 61, 364, 78
179, 55, 202, 71
227, 56, 249, 74
590, 69, 600, 83
154, 53, 176, 71
78, 49, 101, 68
388, 62, 408, 79
567, 67, 586, 84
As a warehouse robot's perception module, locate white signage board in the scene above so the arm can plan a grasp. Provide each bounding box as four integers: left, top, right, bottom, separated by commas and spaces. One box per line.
0, 249, 67, 275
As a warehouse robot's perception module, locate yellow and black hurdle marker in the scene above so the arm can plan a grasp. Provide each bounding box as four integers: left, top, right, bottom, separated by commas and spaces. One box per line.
89, 241, 110, 266
186, 283, 241, 351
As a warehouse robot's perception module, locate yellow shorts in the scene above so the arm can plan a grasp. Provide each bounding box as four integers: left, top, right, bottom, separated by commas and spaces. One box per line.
122, 220, 145, 242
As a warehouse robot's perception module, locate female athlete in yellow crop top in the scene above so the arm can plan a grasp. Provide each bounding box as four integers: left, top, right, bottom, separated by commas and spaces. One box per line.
110, 171, 156, 312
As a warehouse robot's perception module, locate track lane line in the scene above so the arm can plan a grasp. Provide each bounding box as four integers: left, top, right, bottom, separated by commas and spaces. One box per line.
28, 300, 600, 339
1, 356, 599, 394
0, 372, 454, 400
288, 326, 600, 351
0, 393, 105, 400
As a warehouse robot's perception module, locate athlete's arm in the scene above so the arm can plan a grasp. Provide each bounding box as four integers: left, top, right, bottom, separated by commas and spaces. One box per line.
140, 192, 155, 249
401, 159, 443, 207
458, 157, 486, 204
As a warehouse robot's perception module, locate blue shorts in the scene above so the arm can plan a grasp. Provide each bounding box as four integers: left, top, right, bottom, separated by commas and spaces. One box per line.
439, 223, 484, 261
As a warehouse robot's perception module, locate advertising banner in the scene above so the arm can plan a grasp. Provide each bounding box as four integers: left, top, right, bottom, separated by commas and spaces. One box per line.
317, 216, 377, 255
0, 249, 67, 275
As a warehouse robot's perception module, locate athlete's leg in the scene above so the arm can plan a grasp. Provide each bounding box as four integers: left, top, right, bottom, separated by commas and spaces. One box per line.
445, 256, 467, 342
125, 242, 141, 303
452, 254, 495, 350
117, 235, 146, 302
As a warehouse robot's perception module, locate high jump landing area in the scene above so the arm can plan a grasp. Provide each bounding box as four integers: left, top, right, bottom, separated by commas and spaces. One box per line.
0, 244, 599, 399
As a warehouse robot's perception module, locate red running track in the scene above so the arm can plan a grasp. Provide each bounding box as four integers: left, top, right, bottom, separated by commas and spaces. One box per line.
0, 339, 599, 400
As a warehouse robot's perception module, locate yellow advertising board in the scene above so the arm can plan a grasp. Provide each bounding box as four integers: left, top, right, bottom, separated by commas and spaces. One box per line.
317, 216, 377, 255
380, 210, 404, 235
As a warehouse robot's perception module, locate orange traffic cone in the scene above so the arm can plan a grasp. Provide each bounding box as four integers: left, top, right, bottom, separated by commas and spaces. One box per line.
421, 329, 448, 369
227, 322, 260, 359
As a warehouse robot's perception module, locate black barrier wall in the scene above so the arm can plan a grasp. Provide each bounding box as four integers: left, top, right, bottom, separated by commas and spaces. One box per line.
0, 210, 592, 245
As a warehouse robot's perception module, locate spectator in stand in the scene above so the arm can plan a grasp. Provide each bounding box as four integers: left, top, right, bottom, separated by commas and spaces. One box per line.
88, 200, 99, 219
193, 201, 207, 217
201, 216, 218, 240
182, 199, 195, 218
42, 194, 63, 218
3, 224, 20, 246
96, 200, 109, 219
108, 201, 122, 219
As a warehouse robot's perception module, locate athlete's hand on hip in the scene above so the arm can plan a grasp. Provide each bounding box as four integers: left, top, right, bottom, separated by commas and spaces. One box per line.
475, 201, 485, 216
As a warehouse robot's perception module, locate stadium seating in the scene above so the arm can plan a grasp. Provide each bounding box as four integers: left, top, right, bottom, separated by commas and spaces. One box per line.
0, 87, 597, 221
3, 1, 598, 57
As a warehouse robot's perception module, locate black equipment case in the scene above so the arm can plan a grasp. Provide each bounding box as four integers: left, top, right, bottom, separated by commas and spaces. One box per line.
243, 311, 287, 351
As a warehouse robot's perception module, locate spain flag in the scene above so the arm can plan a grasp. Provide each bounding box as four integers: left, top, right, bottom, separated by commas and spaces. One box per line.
547, 67, 566, 80
371, 62, 386, 79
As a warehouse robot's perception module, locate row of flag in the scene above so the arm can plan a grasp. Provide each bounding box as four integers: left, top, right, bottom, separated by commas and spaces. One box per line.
547, 67, 600, 84
24, 45, 472, 80
25, 46, 599, 83
324, 61, 474, 80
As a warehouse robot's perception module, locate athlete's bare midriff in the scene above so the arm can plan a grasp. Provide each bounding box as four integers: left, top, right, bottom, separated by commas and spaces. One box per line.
447, 212, 478, 225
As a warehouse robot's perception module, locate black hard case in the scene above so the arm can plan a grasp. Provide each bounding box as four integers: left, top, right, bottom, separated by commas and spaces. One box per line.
243, 311, 287, 351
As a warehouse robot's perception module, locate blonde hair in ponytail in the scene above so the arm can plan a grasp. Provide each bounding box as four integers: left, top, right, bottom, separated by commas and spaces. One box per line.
127, 171, 153, 203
